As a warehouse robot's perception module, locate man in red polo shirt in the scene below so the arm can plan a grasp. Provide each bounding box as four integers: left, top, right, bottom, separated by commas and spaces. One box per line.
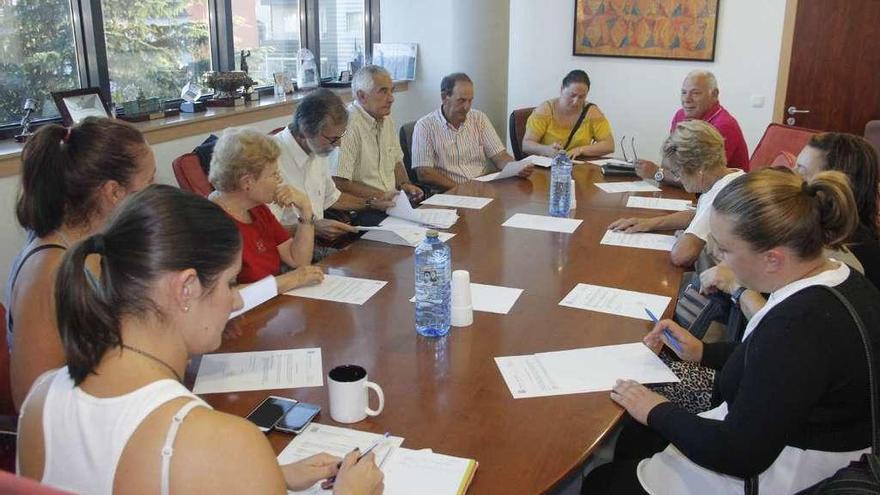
637, 70, 751, 182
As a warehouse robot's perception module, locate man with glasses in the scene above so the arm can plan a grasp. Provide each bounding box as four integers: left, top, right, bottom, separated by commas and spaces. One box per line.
272, 89, 388, 241
333, 65, 423, 224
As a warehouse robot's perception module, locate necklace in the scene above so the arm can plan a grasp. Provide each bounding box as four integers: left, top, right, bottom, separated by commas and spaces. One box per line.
121, 344, 183, 382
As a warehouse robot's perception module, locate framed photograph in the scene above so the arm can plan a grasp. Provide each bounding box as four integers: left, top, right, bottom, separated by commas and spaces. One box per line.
372, 43, 418, 81
273, 72, 294, 94
573, 0, 720, 62
51, 88, 114, 126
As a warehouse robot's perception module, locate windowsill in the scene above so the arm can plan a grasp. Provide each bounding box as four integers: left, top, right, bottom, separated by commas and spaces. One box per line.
0, 81, 408, 178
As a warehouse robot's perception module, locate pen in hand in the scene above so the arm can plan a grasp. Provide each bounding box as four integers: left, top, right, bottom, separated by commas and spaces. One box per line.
323, 432, 390, 487
644, 308, 683, 354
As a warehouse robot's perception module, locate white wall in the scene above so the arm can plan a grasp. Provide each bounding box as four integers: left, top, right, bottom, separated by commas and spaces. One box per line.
507, 0, 788, 162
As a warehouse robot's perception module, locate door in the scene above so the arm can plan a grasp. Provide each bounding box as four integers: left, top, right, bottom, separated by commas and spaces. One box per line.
783, 0, 880, 133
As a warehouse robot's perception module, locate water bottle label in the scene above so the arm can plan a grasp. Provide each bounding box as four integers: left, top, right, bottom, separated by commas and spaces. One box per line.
420, 267, 439, 283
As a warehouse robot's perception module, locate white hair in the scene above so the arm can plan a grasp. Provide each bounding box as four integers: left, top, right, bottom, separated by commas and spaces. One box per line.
685, 70, 718, 91
351, 65, 391, 98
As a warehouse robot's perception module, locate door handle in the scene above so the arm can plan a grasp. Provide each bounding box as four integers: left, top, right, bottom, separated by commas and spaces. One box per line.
787, 106, 810, 115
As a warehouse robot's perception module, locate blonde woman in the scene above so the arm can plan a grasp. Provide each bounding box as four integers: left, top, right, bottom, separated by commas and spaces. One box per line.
209, 127, 323, 292
609, 120, 744, 267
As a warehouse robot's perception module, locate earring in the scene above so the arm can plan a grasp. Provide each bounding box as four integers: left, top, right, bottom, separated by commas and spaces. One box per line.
183, 305, 190, 312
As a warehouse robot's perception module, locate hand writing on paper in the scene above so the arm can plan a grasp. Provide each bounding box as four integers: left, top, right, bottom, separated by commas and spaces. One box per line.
608, 216, 659, 233
325, 451, 384, 495
610, 379, 669, 425
282, 453, 341, 491
644, 319, 703, 363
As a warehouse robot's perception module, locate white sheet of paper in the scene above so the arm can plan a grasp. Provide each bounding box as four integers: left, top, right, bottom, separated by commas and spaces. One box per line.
421, 194, 493, 210
625, 196, 694, 211
386, 190, 459, 228
193, 348, 323, 394
409, 282, 523, 314
383, 448, 478, 495
558, 283, 671, 321
360, 225, 455, 247
474, 171, 500, 182
494, 354, 558, 398
502, 213, 582, 234
590, 158, 632, 167
594, 181, 662, 193
526, 155, 584, 167
535, 343, 679, 393
600, 230, 677, 252
280, 423, 405, 495
228, 275, 278, 319
284, 275, 387, 305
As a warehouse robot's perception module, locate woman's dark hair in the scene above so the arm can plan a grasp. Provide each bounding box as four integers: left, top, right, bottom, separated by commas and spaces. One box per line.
55, 185, 242, 384
16, 117, 148, 237
713, 168, 857, 259
806, 132, 879, 234
562, 70, 591, 89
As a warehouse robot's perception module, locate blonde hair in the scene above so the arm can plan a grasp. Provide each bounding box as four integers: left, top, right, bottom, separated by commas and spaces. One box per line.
713, 168, 858, 259
209, 127, 280, 192
661, 120, 726, 176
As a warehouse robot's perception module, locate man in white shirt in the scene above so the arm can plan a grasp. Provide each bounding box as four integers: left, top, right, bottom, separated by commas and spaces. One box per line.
272, 89, 391, 240
334, 65, 424, 210
412, 73, 533, 191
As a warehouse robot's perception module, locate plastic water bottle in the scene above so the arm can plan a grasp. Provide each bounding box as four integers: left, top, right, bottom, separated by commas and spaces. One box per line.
415, 231, 451, 337
548, 151, 573, 217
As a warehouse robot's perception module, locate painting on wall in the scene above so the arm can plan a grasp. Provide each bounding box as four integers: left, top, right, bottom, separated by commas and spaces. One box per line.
573, 0, 720, 61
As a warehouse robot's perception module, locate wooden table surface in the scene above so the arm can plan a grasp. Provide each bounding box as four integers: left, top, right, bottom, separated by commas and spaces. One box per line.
185, 163, 693, 494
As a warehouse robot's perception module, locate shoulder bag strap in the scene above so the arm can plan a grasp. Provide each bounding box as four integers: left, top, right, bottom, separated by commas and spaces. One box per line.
563, 103, 593, 150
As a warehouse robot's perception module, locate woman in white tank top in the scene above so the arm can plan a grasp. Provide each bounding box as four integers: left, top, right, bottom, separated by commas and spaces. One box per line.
16, 185, 384, 495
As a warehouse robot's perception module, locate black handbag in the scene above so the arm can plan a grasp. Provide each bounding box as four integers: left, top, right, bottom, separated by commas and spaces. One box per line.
746, 285, 880, 495
673, 272, 731, 340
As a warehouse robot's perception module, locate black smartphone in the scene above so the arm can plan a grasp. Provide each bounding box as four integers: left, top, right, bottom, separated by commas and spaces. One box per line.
245, 396, 298, 432
275, 402, 321, 434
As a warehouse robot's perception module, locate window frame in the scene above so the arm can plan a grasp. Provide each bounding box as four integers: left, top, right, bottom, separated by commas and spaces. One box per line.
0, 0, 380, 139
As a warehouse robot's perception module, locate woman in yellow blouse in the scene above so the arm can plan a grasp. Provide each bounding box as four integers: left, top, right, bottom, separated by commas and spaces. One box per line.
522, 70, 615, 159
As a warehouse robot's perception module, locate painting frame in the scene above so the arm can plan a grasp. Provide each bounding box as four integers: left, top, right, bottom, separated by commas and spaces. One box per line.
572, 0, 721, 62
51, 87, 114, 126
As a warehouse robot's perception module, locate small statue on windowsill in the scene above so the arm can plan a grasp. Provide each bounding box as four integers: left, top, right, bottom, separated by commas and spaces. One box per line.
240, 50, 251, 74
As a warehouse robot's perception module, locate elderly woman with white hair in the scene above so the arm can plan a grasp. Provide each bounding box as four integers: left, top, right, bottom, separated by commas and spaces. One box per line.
609, 119, 745, 267
209, 127, 324, 292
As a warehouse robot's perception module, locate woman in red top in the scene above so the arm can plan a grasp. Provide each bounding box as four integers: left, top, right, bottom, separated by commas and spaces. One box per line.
209, 127, 323, 292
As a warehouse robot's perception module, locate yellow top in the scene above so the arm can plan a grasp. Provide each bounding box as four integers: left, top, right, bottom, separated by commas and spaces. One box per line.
525, 99, 613, 151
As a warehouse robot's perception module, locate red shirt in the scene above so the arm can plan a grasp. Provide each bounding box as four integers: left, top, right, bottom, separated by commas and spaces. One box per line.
231, 204, 291, 284
670, 102, 751, 171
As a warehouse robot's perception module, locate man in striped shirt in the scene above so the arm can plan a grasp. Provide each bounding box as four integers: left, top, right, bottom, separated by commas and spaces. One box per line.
412, 73, 533, 191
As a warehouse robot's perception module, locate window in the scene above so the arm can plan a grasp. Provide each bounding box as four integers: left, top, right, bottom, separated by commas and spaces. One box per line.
102, 0, 212, 105
0, 0, 81, 125
233, 0, 302, 86
318, 0, 365, 79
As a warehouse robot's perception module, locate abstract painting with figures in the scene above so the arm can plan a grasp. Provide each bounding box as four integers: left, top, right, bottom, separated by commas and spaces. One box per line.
573, 0, 720, 61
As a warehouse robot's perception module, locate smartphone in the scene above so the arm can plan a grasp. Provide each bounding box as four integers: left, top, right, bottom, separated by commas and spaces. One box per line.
245, 396, 298, 432
276, 402, 321, 434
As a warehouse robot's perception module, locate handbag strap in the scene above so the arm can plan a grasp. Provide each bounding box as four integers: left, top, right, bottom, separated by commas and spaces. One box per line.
563, 103, 593, 150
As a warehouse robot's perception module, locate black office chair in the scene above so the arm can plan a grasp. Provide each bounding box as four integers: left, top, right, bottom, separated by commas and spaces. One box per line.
399, 121, 440, 198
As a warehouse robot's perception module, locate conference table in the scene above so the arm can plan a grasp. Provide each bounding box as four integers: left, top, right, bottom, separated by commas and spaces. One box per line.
186, 163, 693, 494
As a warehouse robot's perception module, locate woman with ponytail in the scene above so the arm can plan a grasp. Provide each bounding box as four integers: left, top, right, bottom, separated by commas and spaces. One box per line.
16, 185, 383, 495
6, 117, 155, 409
583, 168, 880, 494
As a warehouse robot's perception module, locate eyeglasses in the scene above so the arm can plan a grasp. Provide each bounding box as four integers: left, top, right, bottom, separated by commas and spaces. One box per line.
322, 130, 346, 146
620, 135, 639, 164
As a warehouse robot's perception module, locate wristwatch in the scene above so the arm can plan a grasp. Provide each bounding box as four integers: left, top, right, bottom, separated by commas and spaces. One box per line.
654, 168, 665, 182
730, 286, 748, 307
297, 213, 318, 226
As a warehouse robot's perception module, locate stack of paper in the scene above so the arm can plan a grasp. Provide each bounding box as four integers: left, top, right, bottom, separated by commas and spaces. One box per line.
386, 190, 459, 228
594, 181, 662, 193
495, 343, 679, 399
284, 274, 387, 305
421, 194, 493, 210
359, 225, 455, 247
558, 283, 671, 321
279, 424, 478, 495
625, 196, 694, 211
600, 230, 677, 252
229, 275, 278, 319
502, 213, 582, 234
193, 348, 323, 394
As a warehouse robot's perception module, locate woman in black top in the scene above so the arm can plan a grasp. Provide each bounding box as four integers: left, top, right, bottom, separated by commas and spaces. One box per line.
583, 168, 880, 494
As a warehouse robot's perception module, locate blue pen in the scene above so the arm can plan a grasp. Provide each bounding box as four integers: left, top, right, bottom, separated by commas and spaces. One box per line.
644, 308, 683, 354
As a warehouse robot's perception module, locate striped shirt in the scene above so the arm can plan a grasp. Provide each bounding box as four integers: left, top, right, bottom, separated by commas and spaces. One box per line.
412, 108, 506, 184
332, 102, 403, 191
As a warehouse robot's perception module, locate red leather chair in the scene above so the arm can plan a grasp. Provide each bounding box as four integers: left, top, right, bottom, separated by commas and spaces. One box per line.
171, 153, 214, 198
508, 107, 535, 160
748, 123, 819, 171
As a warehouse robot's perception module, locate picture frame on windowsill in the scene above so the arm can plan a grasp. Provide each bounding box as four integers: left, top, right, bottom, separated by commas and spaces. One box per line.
51, 87, 114, 126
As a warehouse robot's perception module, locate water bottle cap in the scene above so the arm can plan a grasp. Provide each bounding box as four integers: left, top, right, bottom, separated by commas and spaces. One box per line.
426, 230, 439, 238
